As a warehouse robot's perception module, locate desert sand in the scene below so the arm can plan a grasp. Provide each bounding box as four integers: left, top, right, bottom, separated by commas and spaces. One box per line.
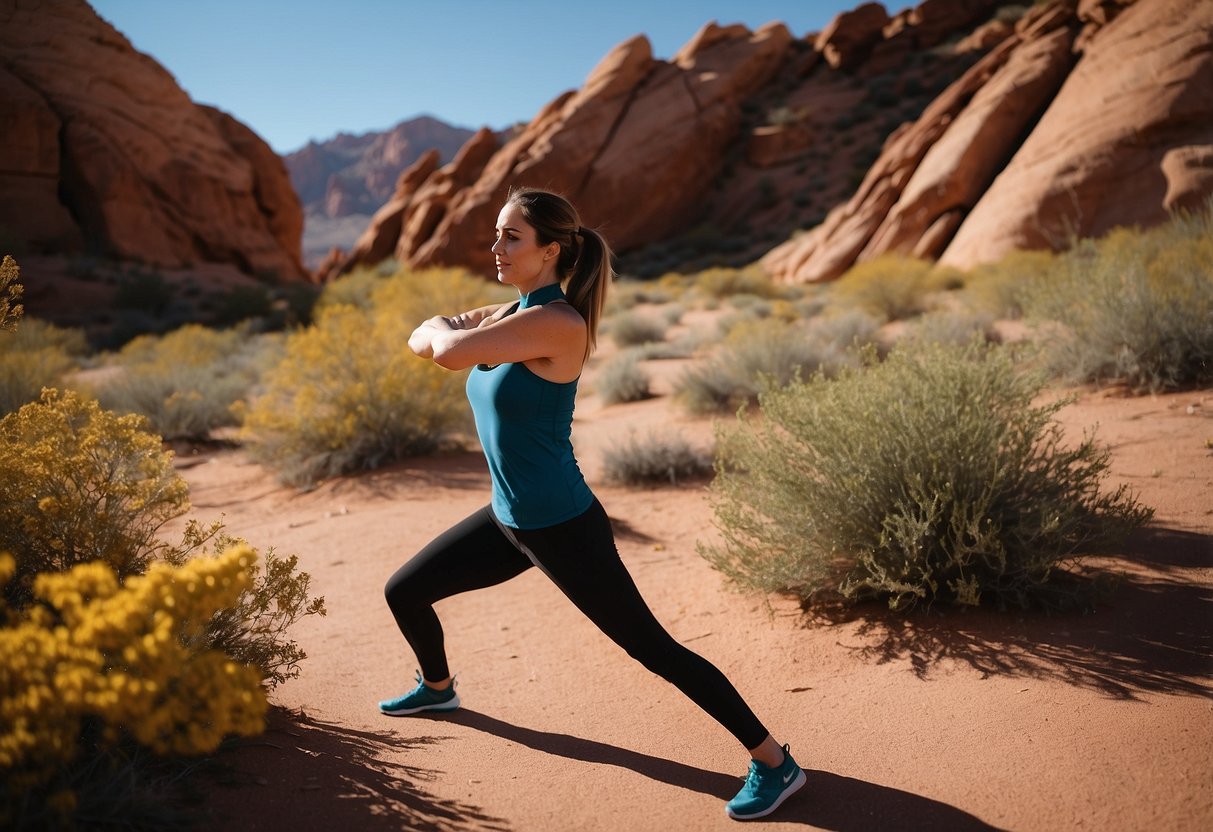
172, 334, 1213, 832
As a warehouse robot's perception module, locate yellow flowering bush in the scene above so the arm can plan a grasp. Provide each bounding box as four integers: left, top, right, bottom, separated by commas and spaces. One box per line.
0, 389, 190, 606
244, 267, 510, 485
0, 255, 22, 332
0, 546, 267, 800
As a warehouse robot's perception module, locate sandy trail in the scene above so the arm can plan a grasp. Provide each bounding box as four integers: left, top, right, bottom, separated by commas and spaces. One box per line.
173, 371, 1213, 831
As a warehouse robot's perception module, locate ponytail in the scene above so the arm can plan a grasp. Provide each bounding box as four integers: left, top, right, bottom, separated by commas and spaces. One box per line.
565, 225, 613, 359
504, 188, 615, 359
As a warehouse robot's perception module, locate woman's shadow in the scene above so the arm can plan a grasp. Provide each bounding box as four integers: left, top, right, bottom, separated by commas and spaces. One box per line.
439, 709, 1005, 831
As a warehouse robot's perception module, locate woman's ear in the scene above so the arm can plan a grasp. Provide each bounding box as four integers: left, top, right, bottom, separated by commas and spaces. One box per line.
544, 241, 560, 261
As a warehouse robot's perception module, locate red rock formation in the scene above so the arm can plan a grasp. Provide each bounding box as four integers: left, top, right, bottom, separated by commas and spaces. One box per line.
0, 0, 305, 280
330, 22, 796, 280
765, 0, 1213, 283
940, 0, 1213, 268
816, 3, 891, 69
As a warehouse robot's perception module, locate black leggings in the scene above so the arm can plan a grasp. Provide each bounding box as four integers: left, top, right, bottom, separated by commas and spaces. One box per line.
384, 498, 770, 750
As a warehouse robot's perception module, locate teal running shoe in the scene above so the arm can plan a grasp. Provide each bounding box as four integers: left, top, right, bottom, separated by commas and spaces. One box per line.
378, 671, 460, 716
725, 744, 806, 820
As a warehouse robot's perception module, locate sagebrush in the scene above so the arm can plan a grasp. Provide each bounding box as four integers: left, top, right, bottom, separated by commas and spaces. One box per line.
602, 431, 713, 486
243, 267, 510, 485
0, 318, 86, 418
92, 323, 278, 440
1023, 203, 1213, 391
703, 341, 1152, 610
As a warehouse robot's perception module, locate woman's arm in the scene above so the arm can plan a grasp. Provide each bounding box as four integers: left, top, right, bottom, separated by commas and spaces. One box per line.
430, 304, 586, 371
408, 302, 513, 359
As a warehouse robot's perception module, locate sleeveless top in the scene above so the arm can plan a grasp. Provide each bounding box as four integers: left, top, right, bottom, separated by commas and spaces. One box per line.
465, 282, 594, 529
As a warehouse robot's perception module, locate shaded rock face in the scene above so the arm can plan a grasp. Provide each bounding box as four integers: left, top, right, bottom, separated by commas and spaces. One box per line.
765, 0, 1213, 282
0, 0, 306, 280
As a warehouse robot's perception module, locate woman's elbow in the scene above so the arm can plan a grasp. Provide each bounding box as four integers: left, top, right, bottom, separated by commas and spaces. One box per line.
430, 335, 472, 370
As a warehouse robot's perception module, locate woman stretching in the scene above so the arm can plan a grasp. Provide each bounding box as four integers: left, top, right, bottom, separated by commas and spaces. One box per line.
381, 188, 804, 821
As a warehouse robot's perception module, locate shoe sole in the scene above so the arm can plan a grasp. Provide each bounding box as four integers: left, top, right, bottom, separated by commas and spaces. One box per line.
725, 767, 806, 821
379, 692, 461, 716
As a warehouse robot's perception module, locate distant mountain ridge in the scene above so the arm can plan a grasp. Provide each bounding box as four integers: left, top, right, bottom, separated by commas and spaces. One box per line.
284, 116, 476, 219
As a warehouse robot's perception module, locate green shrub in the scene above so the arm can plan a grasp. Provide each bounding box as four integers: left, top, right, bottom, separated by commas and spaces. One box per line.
904, 309, 999, 347
92, 324, 272, 440
962, 249, 1057, 319
831, 255, 942, 322
0, 388, 190, 606
607, 280, 674, 311
1023, 207, 1213, 391
676, 318, 863, 414
315, 265, 382, 312
694, 266, 785, 300
602, 431, 713, 486
243, 268, 508, 485
608, 311, 669, 348
703, 341, 1152, 610
596, 352, 653, 405
0, 318, 86, 418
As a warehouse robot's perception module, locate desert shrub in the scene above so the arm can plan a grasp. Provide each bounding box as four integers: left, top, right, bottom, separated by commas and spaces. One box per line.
694, 266, 785, 300
904, 309, 999, 346
1, 256, 24, 332
962, 249, 1058, 319
602, 431, 713, 486
633, 331, 708, 360
0, 547, 268, 828
92, 323, 270, 440
596, 352, 653, 405
1023, 208, 1213, 391
0, 318, 86, 418
0, 390, 324, 680
244, 268, 508, 485
831, 255, 943, 321
806, 308, 882, 351
0, 389, 190, 606
315, 265, 382, 312
185, 526, 327, 691
608, 311, 668, 348
608, 280, 673, 311
0, 385, 324, 827
676, 318, 862, 414
703, 341, 1152, 610
663, 304, 686, 325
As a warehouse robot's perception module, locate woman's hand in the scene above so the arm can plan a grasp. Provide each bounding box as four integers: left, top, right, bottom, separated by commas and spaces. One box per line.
408, 316, 456, 359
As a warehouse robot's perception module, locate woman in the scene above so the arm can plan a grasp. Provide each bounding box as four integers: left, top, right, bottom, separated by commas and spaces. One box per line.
382, 188, 804, 821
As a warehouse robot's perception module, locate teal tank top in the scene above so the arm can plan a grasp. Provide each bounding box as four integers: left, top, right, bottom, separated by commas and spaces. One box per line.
465, 282, 594, 529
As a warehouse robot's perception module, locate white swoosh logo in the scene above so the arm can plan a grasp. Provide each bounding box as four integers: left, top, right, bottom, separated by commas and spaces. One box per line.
783, 770, 796, 784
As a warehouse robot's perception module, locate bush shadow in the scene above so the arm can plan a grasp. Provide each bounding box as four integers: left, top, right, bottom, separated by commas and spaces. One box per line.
442, 710, 1003, 830
807, 526, 1213, 700
205, 706, 508, 832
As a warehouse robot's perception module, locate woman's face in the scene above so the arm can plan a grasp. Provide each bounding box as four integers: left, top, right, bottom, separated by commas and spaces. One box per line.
492, 203, 558, 291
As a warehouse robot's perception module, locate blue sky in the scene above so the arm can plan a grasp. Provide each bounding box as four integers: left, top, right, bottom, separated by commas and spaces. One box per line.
89, 0, 876, 154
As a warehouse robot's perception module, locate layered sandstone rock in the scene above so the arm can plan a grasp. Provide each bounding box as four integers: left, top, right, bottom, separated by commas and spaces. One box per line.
0, 0, 305, 280
765, 0, 1213, 283
939, 0, 1213, 268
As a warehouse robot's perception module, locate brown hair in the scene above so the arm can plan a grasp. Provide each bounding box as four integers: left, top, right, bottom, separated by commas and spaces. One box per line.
504, 187, 614, 358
